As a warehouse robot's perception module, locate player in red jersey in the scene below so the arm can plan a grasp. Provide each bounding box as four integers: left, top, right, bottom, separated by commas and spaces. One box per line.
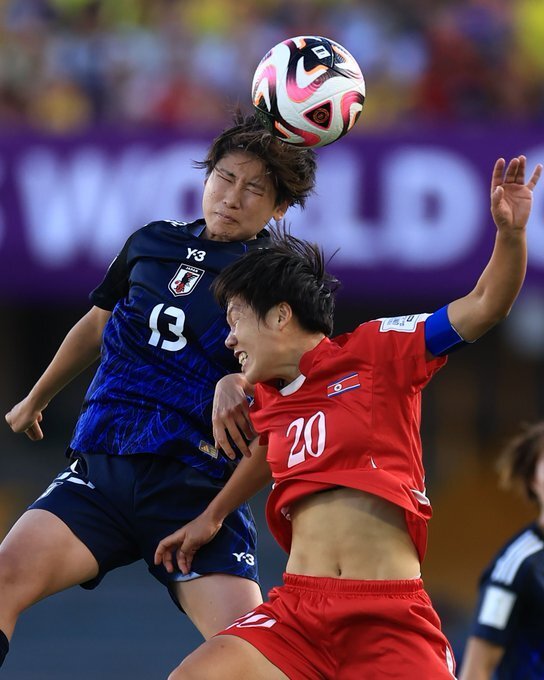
155, 156, 541, 680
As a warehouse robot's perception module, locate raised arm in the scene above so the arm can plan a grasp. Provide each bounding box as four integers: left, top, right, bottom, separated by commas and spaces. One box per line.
5, 306, 110, 440
448, 156, 542, 342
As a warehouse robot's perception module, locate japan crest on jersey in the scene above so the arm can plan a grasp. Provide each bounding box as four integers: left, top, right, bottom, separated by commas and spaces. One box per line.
169, 264, 204, 296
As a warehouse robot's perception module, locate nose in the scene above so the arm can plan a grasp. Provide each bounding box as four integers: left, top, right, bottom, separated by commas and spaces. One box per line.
225, 330, 236, 349
223, 183, 242, 209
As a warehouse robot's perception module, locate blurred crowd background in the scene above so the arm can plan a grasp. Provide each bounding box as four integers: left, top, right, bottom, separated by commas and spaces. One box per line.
1, 0, 544, 678
1, 0, 544, 133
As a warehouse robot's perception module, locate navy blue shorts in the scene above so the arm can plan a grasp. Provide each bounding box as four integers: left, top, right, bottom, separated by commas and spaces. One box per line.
29, 453, 258, 608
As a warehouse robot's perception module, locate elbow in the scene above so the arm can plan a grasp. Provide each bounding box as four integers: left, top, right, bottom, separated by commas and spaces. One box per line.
469, 295, 516, 340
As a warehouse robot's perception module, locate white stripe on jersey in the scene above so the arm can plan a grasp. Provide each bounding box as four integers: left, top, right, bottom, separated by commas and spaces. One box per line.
490, 529, 544, 585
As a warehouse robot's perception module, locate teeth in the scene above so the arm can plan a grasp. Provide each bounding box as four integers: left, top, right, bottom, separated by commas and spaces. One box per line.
238, 352, 248, 366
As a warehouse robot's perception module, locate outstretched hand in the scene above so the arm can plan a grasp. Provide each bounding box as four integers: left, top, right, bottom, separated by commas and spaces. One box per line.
154, 513, 223, 575
491, 156, 542, 233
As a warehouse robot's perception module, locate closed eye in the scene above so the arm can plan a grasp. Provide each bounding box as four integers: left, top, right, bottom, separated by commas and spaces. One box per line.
215, 169, 233, 183
245, 185, 265, 196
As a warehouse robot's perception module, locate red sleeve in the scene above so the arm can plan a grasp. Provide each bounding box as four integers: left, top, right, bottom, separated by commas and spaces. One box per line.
341, 316, 447, 390
250, 384, 270, 446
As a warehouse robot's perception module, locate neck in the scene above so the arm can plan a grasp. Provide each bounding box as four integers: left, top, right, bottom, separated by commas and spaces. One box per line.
280, 332, 325, 383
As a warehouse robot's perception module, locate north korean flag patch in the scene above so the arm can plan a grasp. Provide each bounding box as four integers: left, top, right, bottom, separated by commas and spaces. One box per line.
327, 372, 361, 397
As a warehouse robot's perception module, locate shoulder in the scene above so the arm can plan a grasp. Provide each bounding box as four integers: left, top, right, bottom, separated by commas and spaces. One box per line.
334, 314, 429, 350
125, 219, 207, 255
140, 218, 203, 236
373, 314, 429, 334
487, 525, 544, 587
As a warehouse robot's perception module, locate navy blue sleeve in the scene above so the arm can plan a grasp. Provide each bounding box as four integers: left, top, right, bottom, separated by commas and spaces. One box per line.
424, 305, 467, 356
89, 235, 133, 311
471, 577, 521, 648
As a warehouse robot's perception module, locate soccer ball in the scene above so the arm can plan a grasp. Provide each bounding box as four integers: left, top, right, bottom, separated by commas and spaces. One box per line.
252, 35, 365, 148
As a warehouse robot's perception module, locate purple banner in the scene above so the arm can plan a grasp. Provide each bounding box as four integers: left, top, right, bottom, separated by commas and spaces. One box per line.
1, 126, 543, 305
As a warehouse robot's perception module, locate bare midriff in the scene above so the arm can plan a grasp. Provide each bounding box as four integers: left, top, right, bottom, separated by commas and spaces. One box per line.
286, 487, 421, 580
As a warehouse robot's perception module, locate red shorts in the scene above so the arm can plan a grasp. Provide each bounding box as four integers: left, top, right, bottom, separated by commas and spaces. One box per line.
219, 573, 456, 679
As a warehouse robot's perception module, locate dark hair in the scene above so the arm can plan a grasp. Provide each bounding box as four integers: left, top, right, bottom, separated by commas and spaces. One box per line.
496, 422, 544, 504
212, 229, 340, 336
194, 112, 317, 209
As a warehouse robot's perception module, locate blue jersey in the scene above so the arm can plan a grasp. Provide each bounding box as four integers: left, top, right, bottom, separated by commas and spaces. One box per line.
469, 523, 544, 679
70, 219, 270, 479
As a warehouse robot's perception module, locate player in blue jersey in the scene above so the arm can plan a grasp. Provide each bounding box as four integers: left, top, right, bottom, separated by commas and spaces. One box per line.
460, 422, 544, 680
0, 113, 317, 670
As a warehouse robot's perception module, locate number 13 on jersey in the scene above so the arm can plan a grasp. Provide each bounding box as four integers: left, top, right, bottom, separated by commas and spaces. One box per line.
148, 303, 187, 352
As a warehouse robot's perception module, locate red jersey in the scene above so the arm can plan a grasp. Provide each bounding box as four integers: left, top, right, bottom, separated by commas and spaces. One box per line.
250, 314, 447, 562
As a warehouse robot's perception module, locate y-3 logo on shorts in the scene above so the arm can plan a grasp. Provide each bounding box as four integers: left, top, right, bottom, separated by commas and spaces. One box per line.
232, 551, 255, 566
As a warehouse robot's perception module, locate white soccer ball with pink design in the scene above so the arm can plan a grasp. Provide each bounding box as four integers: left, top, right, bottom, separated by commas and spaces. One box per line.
252, 35, 366, 148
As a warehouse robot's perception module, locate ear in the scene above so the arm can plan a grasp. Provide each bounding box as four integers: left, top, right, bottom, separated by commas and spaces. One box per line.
272, 201, 289, 222
276, 302, 293, 328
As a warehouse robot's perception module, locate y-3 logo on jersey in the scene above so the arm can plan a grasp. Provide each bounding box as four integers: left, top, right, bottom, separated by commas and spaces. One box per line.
169, 263, 204, 296
186, 247, 206, 262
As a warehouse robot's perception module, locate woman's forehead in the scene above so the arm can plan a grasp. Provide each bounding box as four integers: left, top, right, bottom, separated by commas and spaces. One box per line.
226, 296, 247, 318
218, 150, 268, 177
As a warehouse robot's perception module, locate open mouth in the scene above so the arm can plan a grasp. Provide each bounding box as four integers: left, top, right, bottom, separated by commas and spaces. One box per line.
237, 351, 248, 367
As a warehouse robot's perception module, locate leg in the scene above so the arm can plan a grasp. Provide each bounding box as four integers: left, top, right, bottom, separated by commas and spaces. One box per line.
0, 509, 99, 639
172, 574, 263, 639
168, 636, 289, 680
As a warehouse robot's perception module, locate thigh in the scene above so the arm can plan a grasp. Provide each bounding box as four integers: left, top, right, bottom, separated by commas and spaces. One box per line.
29, 455, 141, 587
217, 585, 329, 679
336, 584, 457, 679
169, 635, 289, 680
172, 574, 263, 639
0, 509, 99, 611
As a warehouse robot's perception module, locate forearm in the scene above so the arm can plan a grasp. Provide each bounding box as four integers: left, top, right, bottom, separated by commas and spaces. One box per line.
27, 307, 108, 407
448, 230, 526, 342
204, 443, 271, 523
472, 229, 526, 318
459, 636, 503, 680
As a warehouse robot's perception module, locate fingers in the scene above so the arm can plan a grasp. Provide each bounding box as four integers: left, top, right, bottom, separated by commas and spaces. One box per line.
213, 416, 255, 459
213, 424, 237, 460
25, 422, 44, 441
5, 411, 44, 440
154, 536, 183, 574
154, 539, 173, 571
176, 548, 195, 575
527, 163, 543, 191
491, 185, 504, 212
154, 541, 195, 576
490, 157, 506, 196
220, 426, 252, 459
493, 155, 543, 193
504, 156, 521, 184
